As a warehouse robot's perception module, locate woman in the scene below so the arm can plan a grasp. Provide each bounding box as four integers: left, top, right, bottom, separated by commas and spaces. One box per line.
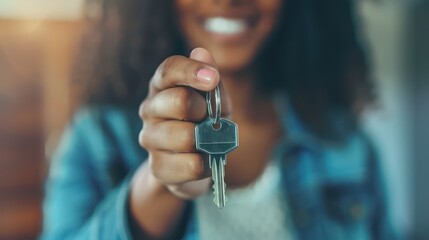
42, 0, 395, 239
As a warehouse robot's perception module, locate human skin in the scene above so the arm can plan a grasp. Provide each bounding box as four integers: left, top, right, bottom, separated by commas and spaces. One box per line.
130, 0, 283, 238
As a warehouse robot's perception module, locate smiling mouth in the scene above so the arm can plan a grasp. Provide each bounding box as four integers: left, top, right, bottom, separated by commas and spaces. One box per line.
204, 17, 249, 35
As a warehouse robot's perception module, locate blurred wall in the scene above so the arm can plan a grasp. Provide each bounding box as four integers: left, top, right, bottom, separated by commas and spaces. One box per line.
359, 1, 413, 237
0, 20, 45, 239
411, 2, 429, 239
0, 2, 84, 239
359, 0, 429, 239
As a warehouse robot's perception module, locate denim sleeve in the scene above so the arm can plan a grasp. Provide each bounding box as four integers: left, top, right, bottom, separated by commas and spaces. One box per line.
40, 111, 134, 240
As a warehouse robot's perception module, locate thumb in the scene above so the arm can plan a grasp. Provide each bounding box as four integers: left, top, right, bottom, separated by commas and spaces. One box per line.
189, 47, 217, 67
189, 48, 232, 118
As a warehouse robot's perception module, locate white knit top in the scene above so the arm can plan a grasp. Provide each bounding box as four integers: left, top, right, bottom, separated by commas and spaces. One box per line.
195, 159, 295, 240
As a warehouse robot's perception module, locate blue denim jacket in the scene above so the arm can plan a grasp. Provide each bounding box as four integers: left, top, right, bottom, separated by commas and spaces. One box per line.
41, 100, 396, 240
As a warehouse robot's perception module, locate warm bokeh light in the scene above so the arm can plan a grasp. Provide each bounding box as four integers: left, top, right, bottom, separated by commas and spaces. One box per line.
0, 1, 84, 239
0, 1, 84, 20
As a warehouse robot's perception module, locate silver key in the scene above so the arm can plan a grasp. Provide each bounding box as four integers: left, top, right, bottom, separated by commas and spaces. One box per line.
195, 86, 239, 208
195, 118, 238, 208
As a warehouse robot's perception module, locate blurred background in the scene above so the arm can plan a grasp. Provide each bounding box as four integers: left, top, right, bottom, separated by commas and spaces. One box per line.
0, 0, 427, 239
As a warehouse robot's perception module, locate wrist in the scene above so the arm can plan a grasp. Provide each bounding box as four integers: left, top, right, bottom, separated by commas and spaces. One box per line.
129, 161, 185, 238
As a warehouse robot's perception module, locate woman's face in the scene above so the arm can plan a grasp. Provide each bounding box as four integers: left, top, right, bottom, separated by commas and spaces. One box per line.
175, 0, 282, 73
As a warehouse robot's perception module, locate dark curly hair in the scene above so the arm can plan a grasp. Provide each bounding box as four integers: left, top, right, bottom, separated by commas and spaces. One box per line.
74, 0, 374, 140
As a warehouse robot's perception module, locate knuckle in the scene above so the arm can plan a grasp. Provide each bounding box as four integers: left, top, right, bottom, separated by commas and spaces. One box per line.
148, 153, 162, 180
138, 125, 152, 149
139, 99, 150, 120
160, 55, 181, 79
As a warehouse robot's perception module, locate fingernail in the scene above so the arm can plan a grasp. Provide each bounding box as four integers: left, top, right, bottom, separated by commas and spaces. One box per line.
197, 68, 216, 83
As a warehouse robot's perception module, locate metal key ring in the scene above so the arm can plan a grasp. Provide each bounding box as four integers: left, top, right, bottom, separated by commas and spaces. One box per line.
206, 85, 221, 124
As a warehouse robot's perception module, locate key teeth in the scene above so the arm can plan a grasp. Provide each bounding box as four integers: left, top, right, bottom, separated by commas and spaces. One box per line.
212, 182, 228, 208
212, 183, 217, 195
212, 187, 218, 207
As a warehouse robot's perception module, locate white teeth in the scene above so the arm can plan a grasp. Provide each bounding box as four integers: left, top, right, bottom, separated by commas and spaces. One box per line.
204, 17, 246, 35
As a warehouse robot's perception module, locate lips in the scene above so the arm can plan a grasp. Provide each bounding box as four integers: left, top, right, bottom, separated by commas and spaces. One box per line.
204, 17, 248, 35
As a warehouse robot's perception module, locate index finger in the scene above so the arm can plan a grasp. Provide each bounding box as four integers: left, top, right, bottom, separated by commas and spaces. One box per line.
149, 55, 220, 97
